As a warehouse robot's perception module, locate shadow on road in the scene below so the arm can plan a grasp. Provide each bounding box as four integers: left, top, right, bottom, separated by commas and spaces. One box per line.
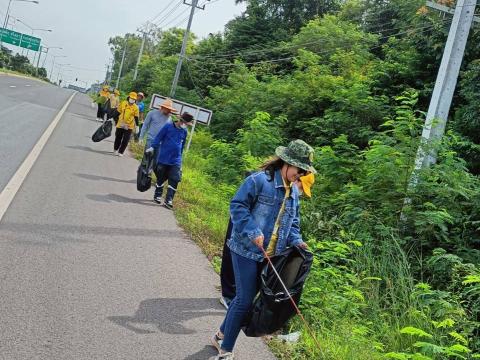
71, 112, 97, 123
75, 173, 136, 184
0, 222, 180, 242
183, 345, 218, 360
108, 297, 225, 336
65, 145, 112, 156
86, 193, 159, 207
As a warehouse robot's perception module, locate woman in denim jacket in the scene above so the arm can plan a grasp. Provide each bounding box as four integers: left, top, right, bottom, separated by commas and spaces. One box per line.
211, 139, 317, 360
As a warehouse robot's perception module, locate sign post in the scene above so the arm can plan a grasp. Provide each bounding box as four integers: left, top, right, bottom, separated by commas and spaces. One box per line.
150, 94, 213, 151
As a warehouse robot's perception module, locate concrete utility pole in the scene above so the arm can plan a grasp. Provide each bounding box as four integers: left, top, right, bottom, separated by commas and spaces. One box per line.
414, 0, 477, 171
35, 45, 44, 75
115, 41, 127, 89
108, 58, 114, 84
133, 31, 147, 81
105, 63, 110, 84
170, 0, 208, 98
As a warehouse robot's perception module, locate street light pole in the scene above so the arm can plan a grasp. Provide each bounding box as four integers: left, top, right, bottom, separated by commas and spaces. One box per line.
50, 54, 66, 80
12, 17, 52, 57
3, 0, 14, 29
1, 0, 40, 51
55, 63, 70, 85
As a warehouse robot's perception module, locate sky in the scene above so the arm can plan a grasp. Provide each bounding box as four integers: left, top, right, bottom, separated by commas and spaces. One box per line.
0, 0, 246, 87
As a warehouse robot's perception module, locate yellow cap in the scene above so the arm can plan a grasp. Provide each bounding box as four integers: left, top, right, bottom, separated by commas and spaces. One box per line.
299, 173, 315, 198
128, 91, 137, 100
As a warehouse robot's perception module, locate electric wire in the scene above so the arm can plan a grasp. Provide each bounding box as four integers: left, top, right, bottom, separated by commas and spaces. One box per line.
186, 18, 450, 72
149, 0, 182, 23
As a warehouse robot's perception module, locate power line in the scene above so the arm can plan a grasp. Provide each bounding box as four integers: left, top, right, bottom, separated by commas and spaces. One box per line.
187, 19, 450, 70
185, 19, 450, 79
149, 0, 181, 23
154, 1, 187, 27
188, 16, 450, 61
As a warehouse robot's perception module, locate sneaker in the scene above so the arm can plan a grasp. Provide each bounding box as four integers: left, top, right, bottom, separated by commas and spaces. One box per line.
164, 200, 173, 210
118, 153, 124, 157
219, 296, 231, 310
153, 197, 163, 205
113, 150, 118, 156
215, 351, 234, 360
211, 331, 224, 353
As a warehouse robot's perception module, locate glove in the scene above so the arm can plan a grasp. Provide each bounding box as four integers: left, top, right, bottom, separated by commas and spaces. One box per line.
135, 126, 139, 134
145, 147, 154, 154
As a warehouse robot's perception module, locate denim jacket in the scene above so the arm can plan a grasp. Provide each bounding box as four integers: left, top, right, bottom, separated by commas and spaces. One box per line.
227, 169, 304, 262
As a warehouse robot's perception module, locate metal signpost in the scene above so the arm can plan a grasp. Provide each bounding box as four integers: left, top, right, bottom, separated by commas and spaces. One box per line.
150, 94, 213, 151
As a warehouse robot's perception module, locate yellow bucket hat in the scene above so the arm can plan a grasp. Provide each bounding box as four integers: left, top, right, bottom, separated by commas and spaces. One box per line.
128, 91, 138, 100
299, 173, 315, 198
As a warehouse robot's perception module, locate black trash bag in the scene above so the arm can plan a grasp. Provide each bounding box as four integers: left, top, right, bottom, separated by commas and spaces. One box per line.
243, 246, 313, 337
91, 120, 113, 143
137, 150, 155, 192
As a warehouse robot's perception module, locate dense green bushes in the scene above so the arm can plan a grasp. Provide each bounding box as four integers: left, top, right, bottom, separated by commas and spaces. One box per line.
174, 92, 480, 359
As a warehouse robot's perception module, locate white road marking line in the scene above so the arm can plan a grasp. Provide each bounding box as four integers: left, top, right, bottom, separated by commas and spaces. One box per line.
25, 85, 31, 87
9, 85, 16, 88
0, 92, 76, 222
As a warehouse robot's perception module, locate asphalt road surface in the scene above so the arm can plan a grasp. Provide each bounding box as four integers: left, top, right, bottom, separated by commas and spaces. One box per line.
0, 75, 276, 360
0, 75, 72, 193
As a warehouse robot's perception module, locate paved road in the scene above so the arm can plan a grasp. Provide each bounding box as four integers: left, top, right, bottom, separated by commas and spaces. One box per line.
0, 77, 275, 360
0, 74, 72, 193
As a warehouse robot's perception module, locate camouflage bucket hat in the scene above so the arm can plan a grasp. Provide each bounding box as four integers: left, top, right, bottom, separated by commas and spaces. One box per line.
275, 139, 317, 174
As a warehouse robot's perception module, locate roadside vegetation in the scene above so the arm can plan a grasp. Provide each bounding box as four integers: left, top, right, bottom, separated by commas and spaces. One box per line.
0, 46, 48, 80
125, 0, 480, 358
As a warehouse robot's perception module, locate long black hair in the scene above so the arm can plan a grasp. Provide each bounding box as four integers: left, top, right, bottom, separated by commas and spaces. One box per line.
260, 156, 285, 181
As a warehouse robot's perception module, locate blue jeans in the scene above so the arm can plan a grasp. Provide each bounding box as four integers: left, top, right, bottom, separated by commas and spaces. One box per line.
219, 251, 261, 352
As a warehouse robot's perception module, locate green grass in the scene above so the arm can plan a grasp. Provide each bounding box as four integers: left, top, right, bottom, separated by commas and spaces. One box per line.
0, 68, 48, 82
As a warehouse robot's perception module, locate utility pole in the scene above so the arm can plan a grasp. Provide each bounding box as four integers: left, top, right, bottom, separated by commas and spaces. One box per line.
133, 31, 148, 81
105, 63, 110, 84
116, 40, 127, 90
108, 58, 114, 84
35, 45, 44, 75
413, 0, 477, 172
170, 0, 208, 98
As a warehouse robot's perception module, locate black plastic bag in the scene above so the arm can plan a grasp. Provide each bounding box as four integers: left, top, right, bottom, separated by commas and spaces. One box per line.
92, 120, 113, 142
137, 150, 155, 192
243, 246, 313, 337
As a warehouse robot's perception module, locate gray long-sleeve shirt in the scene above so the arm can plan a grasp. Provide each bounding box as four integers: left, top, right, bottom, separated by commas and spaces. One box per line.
139, 110, 171, 147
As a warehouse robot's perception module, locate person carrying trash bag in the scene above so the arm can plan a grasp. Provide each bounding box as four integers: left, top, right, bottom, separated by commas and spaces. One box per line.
113, 92, 140, 157
210, 139, 316, 360
145, 112, 194, 209
219, 172, 315, 310
96, 85, 110, 122
107, 89, 121, 122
